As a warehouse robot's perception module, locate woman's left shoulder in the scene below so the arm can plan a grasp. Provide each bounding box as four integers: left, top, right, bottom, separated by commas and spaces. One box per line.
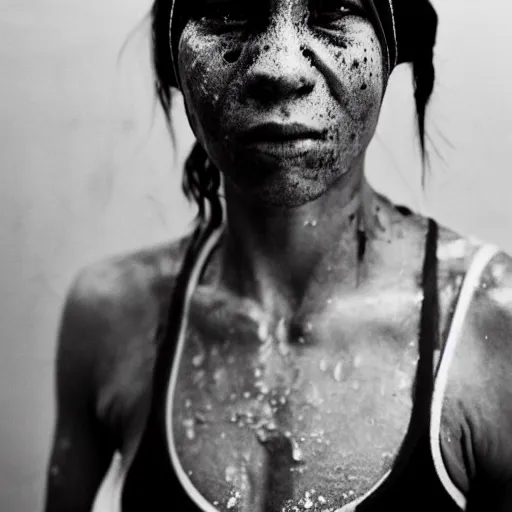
441, 231, 512, 484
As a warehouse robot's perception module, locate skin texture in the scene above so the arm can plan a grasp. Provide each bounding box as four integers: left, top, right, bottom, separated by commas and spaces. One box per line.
44, 1, 512, 511
178, 0, 384, 207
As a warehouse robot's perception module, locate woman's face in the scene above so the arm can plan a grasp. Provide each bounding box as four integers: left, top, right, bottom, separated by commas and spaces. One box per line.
177, 0, 386, 207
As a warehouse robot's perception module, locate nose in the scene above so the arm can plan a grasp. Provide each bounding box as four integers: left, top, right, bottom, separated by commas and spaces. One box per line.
242, 30, 316, 106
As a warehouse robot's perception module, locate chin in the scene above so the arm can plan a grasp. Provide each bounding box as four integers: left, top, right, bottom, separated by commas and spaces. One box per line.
229, 168, 331, 209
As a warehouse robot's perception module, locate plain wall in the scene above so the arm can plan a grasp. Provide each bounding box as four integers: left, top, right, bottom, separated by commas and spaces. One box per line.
2, 1, 512, 511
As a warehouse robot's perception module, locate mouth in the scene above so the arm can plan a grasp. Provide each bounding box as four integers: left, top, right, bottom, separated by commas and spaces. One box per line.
239, 122, 327, 158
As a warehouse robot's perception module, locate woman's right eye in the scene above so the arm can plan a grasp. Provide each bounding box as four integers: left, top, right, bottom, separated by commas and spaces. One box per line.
201, 1, 250, 28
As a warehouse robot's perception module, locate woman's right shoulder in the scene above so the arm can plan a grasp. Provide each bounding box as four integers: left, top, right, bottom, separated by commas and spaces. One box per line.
56, 234, 193, 387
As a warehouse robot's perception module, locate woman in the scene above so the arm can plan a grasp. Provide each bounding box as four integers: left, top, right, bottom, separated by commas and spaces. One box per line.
44, 0, 512, 511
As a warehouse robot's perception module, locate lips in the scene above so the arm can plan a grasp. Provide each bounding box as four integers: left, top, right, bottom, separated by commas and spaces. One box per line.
240, 122, 326, 144
238, 122, 327, 158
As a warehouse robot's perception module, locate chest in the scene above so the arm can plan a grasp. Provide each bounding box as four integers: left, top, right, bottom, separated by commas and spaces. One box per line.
170, 293, 424, 511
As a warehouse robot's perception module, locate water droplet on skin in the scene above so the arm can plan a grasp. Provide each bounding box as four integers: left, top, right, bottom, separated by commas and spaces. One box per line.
50, 465, 59, 477
333, 361, 343, 382
298, 336, 306, 345
227, 496, 237, 509
185, 399, 192, 409
256, 428, 269, 443
304, 220, 311, 227
353, 355, 363, 368
311, 220, 318, 227
192, 352, 205, 368
183, 418, 196, 440
254, 368, 262, 378
318, 495, 327, 504
319, 359, 328, 372
327, 298, 333, 305
305, 322, 313, 333
188, 470, 193, 476
398, 377, 408, 391
291, 439, 304, 462
258, 322, 270, 343
304, 498, 314, 509
243, 391, 251, 399
351, 381, 360, 391
267, 420, 277, 431
227, 355, 236, 364
213, 500, 219, 506
225, 466, 237, 483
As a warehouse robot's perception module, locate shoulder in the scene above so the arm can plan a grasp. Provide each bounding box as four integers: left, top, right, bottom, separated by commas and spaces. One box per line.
440, 241, 512, 485
55, 235, 192, 425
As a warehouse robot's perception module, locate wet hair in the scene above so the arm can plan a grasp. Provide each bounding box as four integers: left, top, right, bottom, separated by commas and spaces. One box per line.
150, 0, 438, 225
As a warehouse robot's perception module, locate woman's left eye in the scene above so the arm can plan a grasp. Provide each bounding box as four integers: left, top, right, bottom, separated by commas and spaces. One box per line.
311, 0, 359, 27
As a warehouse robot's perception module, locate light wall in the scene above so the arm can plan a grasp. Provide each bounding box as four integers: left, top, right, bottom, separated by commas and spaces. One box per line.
2, 1, 512, 511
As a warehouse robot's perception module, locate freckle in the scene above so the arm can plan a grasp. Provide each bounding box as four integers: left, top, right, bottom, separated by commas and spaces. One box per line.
350, 133, 356, 141
360, 83, 367, 90
351, 60, 359, 70
364, 56, 368, 63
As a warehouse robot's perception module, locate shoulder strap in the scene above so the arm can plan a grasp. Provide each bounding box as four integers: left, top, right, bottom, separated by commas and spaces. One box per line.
430, 243, 499, 509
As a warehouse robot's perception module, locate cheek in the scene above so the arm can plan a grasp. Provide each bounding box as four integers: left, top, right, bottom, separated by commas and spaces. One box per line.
328, 35, 385, 149
178, 25, 243, 140
341, 37, 385, 123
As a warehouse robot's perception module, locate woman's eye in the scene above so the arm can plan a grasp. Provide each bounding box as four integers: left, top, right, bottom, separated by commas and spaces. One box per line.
201, 1, 250, 28
312, 0, 359, 27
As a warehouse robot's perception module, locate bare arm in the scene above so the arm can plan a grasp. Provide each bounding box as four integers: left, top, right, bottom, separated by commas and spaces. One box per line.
44, 274, 117, 512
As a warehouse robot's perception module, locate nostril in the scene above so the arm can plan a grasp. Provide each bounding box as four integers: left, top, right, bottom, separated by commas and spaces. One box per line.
223, 48, 242, 64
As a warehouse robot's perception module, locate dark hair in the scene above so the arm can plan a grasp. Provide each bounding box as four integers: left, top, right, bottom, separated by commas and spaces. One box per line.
150, 0, 438, 223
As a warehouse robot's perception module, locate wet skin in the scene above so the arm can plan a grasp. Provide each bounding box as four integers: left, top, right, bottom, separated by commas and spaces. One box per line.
44, 1, 512, 511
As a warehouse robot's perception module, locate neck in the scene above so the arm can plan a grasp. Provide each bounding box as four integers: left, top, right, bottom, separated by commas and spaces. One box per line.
219, 163, 386, 317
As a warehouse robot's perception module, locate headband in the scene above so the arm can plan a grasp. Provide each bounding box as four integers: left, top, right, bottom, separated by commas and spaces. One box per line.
167, 0, 436, 89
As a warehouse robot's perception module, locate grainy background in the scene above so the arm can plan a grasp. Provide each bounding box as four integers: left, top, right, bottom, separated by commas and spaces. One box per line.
2, 1, 512, 511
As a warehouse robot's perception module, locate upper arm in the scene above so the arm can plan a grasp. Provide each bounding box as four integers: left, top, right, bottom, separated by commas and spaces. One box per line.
44, 270, 118, 512
444, 251, 512, 509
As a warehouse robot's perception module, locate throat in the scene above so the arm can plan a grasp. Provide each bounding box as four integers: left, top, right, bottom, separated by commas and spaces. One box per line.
220, 174, 386, 314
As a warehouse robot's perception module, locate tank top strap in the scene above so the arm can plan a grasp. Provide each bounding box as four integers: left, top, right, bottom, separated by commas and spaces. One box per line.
430, 243, 500, 510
